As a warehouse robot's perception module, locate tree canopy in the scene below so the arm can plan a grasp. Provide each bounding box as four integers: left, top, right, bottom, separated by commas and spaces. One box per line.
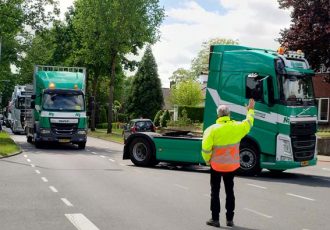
73, 0, 164, 133
169, 79, 203, 106
278, 0, 330, 70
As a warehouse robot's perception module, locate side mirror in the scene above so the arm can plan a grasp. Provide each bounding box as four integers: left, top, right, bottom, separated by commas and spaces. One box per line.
30, 101, 35, 109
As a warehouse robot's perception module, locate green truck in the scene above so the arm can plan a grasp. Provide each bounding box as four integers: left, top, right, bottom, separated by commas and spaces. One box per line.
123, 45, 317, 175
26, 65, 88, 149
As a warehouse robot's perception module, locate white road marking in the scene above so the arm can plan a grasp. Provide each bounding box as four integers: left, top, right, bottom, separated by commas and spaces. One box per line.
91, 152, 97, 155
41, 177, 48, 182
108, 158, 115, 162
61, 198, 73, 207
31, 164, 35, 168
65, 213, 100, 230
49, 186, 58, 193
286, 193, 315, 201
244, 208, 273, 218
322, 168, 330, 171
35, 170, 41, 174
100, 155, 105, 158
247, 183, 267, 189
24, 155, 28, 158
174, 184, 189, 190
26, 159, 31, 162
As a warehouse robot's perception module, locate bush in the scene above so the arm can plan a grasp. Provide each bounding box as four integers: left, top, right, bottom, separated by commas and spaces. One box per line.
118, 113, 129, 122
96, 122, 125, 129
178, 106, 204, 123
96, 123, 108, 129
154, 110, 163, 127
160, 110, 170, 127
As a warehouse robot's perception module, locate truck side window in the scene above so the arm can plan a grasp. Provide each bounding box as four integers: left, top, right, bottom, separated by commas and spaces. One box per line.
246, 76, 263, 102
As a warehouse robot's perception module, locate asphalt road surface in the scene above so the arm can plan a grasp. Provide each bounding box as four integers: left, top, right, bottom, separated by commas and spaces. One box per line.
1, 132, 330, 230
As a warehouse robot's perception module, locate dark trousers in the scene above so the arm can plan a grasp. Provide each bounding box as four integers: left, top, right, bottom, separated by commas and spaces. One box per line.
210, 168, 235, 221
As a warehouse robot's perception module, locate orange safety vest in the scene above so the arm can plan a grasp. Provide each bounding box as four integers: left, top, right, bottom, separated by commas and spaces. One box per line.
210, 143, 240, 172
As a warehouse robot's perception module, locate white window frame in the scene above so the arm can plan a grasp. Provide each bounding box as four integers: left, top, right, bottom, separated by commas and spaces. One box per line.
316, 98, 329, 122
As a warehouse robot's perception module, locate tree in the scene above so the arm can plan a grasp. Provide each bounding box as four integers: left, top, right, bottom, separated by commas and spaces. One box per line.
160, 110, 170, 127
169, 80, 203, 106
278, 0, 330, 71
191, 38, 239, 78
169, 68, 194, 85
153, 109, 163, 127
127, 46, 164, 119
73, 0, 164, 133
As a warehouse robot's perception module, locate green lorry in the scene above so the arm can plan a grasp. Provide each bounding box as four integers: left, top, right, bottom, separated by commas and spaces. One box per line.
26, 65, 88, 149
123, 45, 317, 175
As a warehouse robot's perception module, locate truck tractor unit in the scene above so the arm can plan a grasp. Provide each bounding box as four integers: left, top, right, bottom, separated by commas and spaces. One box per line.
8, 85, 33, 134
26, 65, 88, 149
123, 45, 317, 175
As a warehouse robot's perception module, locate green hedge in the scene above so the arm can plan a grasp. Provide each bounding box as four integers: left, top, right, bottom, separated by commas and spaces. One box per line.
178, 106, 204, 122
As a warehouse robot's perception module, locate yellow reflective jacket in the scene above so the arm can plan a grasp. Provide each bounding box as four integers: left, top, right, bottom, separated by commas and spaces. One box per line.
201, 109, 255, 168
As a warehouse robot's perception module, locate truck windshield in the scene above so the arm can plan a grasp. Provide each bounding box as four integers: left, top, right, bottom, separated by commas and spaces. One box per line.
279, 74, 315, 106
42, 93, 85, 111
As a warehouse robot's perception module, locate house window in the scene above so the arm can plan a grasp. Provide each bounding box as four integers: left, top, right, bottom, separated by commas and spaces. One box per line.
316, 98, 329, 122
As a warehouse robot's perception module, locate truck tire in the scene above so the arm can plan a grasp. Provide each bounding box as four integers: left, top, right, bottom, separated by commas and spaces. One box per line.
238, 142, 261, 176
78, 142, 86, 149
129, 137, 154, 167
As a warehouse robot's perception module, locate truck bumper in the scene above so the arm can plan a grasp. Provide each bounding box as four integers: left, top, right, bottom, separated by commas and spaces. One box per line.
36, 133, 87, 144
261, 158, 317, 170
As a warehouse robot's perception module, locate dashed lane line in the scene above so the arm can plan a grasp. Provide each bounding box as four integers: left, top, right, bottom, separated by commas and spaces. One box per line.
49, 186, 58, 193
65, 213, 100, 230
286, 193, 315, 201
322, 168, 330, 171
244, 208, 273, 219
35, 170, 41, 174
100, 155, 106, 158
41, 177, 48, 182
61, 198, 73, 207
31, 164, 35, 168
26, 159, 31, 162
23, 155, 28, 158
91, 152, 97, 155
108, 158, 115, 162
247, 183, 267, 189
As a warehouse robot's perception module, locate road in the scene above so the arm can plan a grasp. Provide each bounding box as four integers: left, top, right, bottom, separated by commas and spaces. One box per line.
1, 132, 330, 230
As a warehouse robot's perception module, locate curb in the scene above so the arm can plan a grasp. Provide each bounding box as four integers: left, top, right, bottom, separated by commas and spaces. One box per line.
0, 149, 23, 159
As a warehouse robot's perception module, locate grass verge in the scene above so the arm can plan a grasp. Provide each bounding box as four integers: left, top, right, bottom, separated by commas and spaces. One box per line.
88, 128, 124, 144
0, 131, 20, 157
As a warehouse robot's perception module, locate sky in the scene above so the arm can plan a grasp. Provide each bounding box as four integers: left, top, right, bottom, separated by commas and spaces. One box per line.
58, 0, 292, 88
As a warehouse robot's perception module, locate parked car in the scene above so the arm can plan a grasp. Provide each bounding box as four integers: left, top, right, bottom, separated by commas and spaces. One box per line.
123, 119, 156, 143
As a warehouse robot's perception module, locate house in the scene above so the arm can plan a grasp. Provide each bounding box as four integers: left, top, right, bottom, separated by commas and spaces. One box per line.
313, 65, 330, 128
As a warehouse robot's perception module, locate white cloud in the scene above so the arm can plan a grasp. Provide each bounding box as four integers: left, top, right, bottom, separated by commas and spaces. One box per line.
58, 0, 291, 88
153, 0, 291, 87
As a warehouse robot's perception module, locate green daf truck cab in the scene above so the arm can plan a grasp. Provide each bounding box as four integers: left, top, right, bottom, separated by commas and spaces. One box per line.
26, 65, 88, 149
123, 45, 317, 175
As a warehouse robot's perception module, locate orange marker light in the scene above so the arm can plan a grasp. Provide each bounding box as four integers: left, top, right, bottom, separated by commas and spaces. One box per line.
74, 84, 78, 90
277, 47, 285, 55
49, 83, 55, 89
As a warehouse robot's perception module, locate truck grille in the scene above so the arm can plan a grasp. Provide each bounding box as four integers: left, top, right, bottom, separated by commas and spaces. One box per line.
51, 123, 78, 136
290, 122, 316, 161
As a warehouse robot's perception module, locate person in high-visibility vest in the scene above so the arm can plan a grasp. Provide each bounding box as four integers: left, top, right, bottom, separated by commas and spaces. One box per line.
202, 99, 255, 228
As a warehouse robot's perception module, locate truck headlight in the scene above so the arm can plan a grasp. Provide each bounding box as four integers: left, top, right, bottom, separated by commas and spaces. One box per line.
40, 129, 50, 134
77, 130, 87, 135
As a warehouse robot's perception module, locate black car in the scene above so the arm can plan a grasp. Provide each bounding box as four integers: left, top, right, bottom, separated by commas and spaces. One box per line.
123, 119, 156, 142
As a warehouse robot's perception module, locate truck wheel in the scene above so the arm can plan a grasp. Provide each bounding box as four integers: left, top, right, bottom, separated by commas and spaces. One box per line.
238, 142, 261, 176
78, 142, 86, 149
129, 137, 154, 167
